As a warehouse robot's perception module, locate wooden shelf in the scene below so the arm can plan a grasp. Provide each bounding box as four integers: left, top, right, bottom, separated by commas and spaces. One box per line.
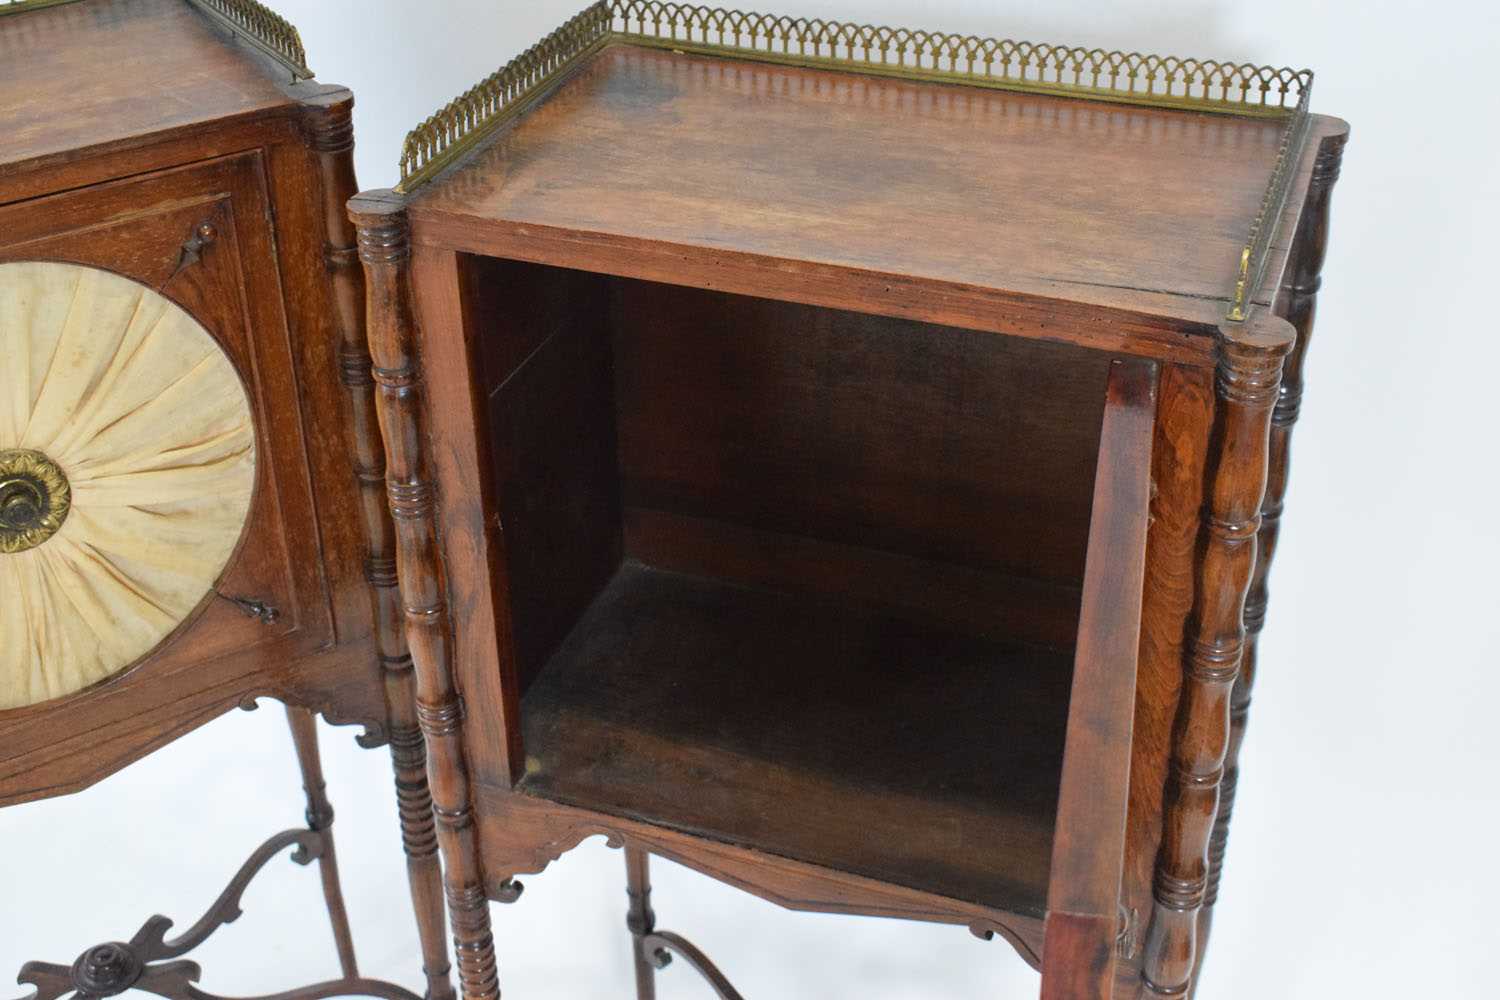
518, 559, 1074, 919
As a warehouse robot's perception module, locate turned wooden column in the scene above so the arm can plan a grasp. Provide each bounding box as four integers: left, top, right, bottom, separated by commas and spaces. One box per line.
1141, 318, 1294, 998
1195, 129, 1349, 978
350, 190, 500, 1000
305, 97, 458, 1000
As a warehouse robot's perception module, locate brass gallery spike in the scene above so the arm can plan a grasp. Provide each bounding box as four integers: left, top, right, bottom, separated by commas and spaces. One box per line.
396, 0, 1316, 322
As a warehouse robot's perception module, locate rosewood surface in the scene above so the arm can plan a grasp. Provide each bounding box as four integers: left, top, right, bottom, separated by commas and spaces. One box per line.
352, 26, 1347, 1000
410, 46, 1287, 334
0, 0, 292, 173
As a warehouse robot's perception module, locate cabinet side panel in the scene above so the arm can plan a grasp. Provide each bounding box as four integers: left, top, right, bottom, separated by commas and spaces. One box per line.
405, 246, 523, 788
463, 256, 622, 694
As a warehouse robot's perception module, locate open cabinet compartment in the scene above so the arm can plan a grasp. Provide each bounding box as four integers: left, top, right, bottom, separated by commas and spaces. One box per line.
461, 253, 1153, 929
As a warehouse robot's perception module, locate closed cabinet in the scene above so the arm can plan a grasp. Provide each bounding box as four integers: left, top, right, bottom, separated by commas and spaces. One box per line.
0, 151, 360, 802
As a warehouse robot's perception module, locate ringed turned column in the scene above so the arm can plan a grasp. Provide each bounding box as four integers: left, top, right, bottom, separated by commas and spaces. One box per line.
350, 190, 501, 1000
1141, 316, 1294, 998
304, 94, 457, 1000
1197, 127, 1349, 973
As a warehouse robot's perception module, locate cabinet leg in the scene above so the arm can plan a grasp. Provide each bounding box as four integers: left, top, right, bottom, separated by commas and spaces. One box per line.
620, 846, 745, 1000
388, 722, 457, 1000
625, 848, 658, 1000
285, 705, 359, 979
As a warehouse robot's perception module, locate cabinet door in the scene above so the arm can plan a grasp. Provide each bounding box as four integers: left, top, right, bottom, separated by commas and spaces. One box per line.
1041, 359, 1157, 1000
0, 153, 340, 802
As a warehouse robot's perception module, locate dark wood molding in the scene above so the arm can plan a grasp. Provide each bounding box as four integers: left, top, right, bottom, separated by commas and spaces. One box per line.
474, 786, 1045, 972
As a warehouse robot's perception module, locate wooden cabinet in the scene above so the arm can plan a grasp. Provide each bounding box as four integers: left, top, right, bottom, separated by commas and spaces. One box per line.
1, 154, 335, 685
0, 4, 452, 999
0, 0, 387, 802
350, 4, 1347, 999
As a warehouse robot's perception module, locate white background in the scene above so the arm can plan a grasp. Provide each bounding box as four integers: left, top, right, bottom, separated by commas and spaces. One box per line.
4, 1, 1498, 997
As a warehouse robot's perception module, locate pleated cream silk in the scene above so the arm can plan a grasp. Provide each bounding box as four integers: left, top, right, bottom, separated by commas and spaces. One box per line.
0, 262, 256, 710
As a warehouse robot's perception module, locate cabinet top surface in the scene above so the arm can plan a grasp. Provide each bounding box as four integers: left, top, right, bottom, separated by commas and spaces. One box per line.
408, 43, 1299, 329
0, 0, 297, 174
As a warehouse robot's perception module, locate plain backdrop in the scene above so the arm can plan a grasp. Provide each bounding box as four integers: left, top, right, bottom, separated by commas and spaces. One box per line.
4, 1, 1498, 997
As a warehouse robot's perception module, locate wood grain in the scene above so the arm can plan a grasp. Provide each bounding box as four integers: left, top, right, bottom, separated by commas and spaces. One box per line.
1114, 362, 1215, 998
518, 560, 1072, 918
609, 278, 1112, 589
1043, 360, 1157, 1000
0, 12, 457, 1000
351, 192, 500, 1000
474, 785, 1046, 971
1196, 124, 1349, 981
0, 0, 294, 174
310, 94, 455, 1000
358, 21, 1348, 997
1141, 316, 1294, 998
411, 45, 1287, 334
0, 152, 389, 802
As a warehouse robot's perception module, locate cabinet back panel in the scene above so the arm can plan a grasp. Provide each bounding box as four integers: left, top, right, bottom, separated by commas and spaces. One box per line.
611, 279, 1112, 590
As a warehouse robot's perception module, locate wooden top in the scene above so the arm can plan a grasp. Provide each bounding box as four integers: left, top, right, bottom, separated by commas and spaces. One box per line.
408, 44, 1294, 334
0, 0, 295, 175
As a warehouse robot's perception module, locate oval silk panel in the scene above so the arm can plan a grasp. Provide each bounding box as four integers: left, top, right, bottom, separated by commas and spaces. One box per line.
0, 262, 256, 710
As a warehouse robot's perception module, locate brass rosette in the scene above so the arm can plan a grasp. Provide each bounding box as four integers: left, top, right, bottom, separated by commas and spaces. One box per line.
0, 448, 70, 554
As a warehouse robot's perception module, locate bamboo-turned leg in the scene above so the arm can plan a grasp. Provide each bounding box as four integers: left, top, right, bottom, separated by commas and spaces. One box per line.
351, 191, 500, 1000
305, 95, 456, 1000
285, 706, 359, 978
618, 847, 744, 1000
1194, 129, 1349, 983
625, 848, 659, 1000
1140, 319, 1293, 998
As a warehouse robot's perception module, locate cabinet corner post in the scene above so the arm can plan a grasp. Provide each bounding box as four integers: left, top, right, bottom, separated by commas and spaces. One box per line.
350, 190, 500, 1000
1141, 317, 1292, 998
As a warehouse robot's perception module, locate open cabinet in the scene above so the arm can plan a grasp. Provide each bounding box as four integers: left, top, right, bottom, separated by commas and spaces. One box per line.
349, 4, 1347, 997
467, 258, 1153, 952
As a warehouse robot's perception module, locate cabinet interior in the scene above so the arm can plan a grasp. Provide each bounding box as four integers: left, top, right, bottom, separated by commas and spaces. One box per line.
461, 253, 1118, 915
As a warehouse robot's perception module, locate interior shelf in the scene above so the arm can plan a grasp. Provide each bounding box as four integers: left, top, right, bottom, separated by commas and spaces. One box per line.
518, 559, 1074, 918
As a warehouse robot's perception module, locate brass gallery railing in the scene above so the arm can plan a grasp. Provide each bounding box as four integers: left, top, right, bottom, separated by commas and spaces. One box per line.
1, 0, 311, 79
395, 1, 1315, 322
0, 0, 87, 14
186, 0, 312, 79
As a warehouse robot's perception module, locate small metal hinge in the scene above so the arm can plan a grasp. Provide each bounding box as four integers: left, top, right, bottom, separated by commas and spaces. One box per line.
1117, 905, 1140, 960
217, 592, 280, 625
